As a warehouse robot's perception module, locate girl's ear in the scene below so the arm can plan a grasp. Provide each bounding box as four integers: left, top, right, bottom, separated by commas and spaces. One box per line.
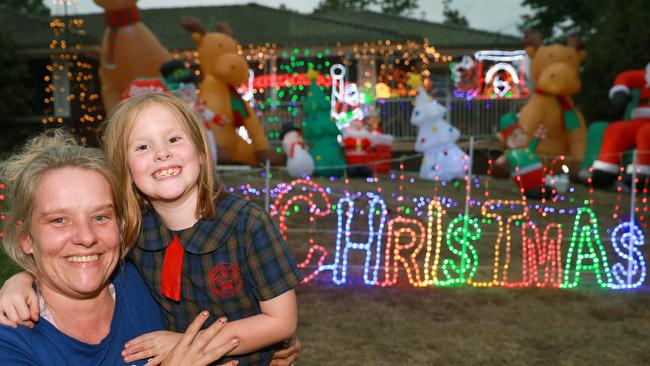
17, 221, 34, 255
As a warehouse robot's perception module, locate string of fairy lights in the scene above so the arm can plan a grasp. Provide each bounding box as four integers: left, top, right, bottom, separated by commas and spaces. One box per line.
44, 3, 104, 144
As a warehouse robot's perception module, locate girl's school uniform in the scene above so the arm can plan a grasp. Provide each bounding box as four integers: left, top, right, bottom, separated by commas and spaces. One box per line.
130, 192, 302, 366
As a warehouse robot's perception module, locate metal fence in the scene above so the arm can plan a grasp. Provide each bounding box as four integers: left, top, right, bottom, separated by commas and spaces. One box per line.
259, 97, 528, 144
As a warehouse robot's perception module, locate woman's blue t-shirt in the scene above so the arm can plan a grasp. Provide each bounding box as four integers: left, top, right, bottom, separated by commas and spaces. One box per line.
0, 262, 165, 365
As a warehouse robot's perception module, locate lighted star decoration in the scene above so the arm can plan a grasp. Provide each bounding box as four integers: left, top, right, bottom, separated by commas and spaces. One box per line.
407, 73, 423, 90
306, 68, 319, 81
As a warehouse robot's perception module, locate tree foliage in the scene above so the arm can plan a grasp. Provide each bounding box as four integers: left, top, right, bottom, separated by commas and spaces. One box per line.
442, 0, 469, 27
314, 0, 418, 15
520, 0, 650, 122
0, 32, 34, 122
0, 0, 49, 16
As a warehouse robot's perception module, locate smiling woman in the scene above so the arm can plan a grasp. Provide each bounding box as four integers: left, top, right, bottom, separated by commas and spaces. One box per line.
0, 130, 239, 365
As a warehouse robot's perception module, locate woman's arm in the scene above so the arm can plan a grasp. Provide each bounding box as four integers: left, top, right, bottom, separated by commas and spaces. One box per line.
0, 272, 38, 328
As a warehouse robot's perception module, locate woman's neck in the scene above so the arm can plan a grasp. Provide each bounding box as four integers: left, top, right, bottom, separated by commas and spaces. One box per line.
38, 282, 115, 344
150, 185, 200, 230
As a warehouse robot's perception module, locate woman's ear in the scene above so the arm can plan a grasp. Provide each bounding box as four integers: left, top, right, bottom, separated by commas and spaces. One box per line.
17, 221, 34, 255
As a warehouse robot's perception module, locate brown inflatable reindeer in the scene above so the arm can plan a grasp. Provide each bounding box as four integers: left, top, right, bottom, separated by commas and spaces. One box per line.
516, 31, 587, 176
181, 17, 281, 166
94, 0, 170, 111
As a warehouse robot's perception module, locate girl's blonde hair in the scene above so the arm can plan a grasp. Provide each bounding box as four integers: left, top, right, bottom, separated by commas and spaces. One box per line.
0, 129, 124, 274
102, 92, 221, 251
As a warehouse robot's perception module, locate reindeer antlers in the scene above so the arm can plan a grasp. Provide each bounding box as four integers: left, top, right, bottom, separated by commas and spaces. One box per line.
180, 16, 206, 35
216, 21, 234, 37
565, 35, 583, 49
180, 17, 234, 37
522, 29, 543, 48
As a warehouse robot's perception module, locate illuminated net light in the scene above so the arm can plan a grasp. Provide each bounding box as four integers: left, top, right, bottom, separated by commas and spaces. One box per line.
562, 207, 613, 288
609, 221, 646, 289
438, 215, 481, 287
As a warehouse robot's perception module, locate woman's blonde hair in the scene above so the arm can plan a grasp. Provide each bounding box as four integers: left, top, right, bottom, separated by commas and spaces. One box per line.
102, 92, 221, 251
0, 129, 124, 274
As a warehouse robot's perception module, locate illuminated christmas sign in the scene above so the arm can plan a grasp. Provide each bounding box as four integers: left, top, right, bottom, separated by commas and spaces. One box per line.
270, 179, 646, 290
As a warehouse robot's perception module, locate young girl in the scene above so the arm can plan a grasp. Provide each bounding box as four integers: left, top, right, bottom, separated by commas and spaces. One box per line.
0, 92, 302, 366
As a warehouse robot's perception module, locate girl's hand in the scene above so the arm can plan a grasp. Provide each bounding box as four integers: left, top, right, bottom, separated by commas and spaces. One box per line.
122, 331, 182, 365
0, 272, 39, 328
270, 337, 301, 366
161, 311, 240, 366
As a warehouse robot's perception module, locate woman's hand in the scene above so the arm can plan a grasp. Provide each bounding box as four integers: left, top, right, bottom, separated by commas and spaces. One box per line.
270, 337, 301, 366
161, 311, 240, 366
122, 330, 182, 365
0, 272, 39, 328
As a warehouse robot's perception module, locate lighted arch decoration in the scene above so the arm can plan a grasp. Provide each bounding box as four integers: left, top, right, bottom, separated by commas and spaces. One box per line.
451, 50, 528, 100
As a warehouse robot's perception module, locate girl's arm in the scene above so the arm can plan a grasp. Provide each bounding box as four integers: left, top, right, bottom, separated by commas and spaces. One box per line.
123, 290, 296, 364
0, 272, 38, 328
160, 311, 239, 366
206, 289, 297, 355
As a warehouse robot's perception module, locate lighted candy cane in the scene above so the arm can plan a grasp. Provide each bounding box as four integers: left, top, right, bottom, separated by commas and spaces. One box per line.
323, 193, 387, 285
471, 200, 526, 287
330, 63, 345, 118
609, 222, 646, 289
271, 179, 332, 283
521, 221, 563, 287
329, 63, 366, 128
562, 207, 612, 288
380, 217, 427, 287
438, 215, 481, 286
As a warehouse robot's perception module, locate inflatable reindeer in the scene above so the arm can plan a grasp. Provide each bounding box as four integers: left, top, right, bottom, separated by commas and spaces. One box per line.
516, 31, 587, 177
181, 18, 279, 166
94, 0, 170, 111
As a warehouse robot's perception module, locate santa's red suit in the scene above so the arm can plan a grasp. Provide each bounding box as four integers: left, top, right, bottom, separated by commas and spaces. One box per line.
592, 62, 650, 176
342, 126, 372, 167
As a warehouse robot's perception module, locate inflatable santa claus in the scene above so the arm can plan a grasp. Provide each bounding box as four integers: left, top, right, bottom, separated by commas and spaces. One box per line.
342, 118, 373, 177
591, 62, 650, 187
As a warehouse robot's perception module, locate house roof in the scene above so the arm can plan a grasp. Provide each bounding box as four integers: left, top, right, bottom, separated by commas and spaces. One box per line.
7, 3, 521, 52
1, 7, 54, 50
312, 9, 521, 48
1, 6, 97, 51
78, 3, 416, 50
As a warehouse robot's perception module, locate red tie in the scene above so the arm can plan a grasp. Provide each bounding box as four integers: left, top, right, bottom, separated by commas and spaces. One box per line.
160, 235, 184, 301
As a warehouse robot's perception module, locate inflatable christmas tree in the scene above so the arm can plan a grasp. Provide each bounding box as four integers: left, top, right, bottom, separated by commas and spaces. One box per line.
302, 69, 346, 177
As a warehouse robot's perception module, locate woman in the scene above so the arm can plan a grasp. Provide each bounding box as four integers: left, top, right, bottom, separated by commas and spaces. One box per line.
0, 130, 238, 365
